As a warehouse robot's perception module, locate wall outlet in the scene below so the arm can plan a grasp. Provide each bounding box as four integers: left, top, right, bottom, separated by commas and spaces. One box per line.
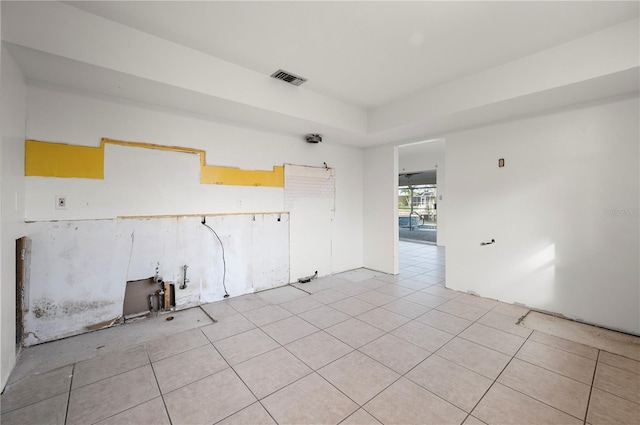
55, 195, 67, 210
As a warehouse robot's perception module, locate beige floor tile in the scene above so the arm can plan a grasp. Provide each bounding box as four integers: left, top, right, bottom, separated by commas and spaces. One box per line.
298, 305, 351, 329
261, 373, 357, 425
531, 331, 599, 360
242, 304, 293, 327
417, 309, 472, 335
201, 301, 238, 319
325, 318, 385, 348
411, 274, 446, 285
360, 333, 430, 374
261, 316, 319, 345
214, 328, 279, 365
201, 313, 256, 342
516, 339, 596, 384
436, 300, 489, 321
72, 345, 148, 390
358, 278, 390, 291
334, 282, 371, 296
216, 402, 276, 425
306, 276, 351, 291
234, 347, 312, 399
382, 298, 432, 318
374, 274, 408, 284
462, 415, 488, 425
164, 368, 256, 425
279, 296, 324, 315
355, 290, 397, 307
455, 293, 499, 310
459, 323, 526, 356
318, 351, 399, 405
421, 285, 461, 300
285, 331, 353, 370
404, 291, 449, 308
392, 320, 454, 352
310, 288, 350, 304
407, 354, 492, 412
0, 393, 67, 425
153, 344, 228, 393
491, 302, 530, 318
95, 397, 170, 425
472, 383, 582, 425
257, 285, 308, 304
477, 311, 532, 338
341, 408, 382, 425
498, 358, 591, 419
586, 388, 640, 425
593, 362, 640, 403
426, 269, 446, 279
0, 365, 72, 414
375, 284, 416, 297
330, 297, 377, 316
599, 351, 640, 375
66, 365, 159, 425
145, 328, 209, 362
225, 294, 271, 313
356, 307, 410, 332
395, 278, 433, 290
364, 377, 467, 425
436, 337, 511, 380
291, 281, 332, 294
337, 269, 384, 283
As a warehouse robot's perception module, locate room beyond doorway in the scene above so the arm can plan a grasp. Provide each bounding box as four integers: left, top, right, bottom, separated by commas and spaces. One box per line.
398, 172, 437, 244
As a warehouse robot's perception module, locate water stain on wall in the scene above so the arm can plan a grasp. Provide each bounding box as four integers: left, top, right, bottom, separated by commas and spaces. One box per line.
33, 298, 118, 319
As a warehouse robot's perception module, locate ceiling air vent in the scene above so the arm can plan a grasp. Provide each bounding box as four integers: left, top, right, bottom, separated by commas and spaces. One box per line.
271, 69, 307, 86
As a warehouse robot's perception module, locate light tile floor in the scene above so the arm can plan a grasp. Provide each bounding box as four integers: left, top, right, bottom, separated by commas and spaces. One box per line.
2, 241, 639, 424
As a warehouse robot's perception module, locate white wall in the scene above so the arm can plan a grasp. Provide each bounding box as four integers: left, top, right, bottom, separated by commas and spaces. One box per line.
1, 48, 27, 389
24, 214, 289, 345
363, 145, 398, 274
446, 96, 639, 335
20, 85, 364, 343
25, 85, 363, 270
398, 139, 447, 246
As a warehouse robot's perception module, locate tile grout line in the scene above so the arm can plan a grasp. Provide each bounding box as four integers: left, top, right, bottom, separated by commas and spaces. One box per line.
147, 345, 173, 425
63, 363, 74, 425
461, 324, 535, 423
483, 330, 593, 423
583, 349, 600, 425
527, 331, 599, 361
218, 341, 283, 425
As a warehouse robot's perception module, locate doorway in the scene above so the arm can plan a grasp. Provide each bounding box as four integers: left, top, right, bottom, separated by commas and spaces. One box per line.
398, 173, 437, 244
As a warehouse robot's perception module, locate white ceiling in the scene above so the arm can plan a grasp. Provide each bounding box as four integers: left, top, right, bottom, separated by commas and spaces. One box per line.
65, 1, 638, 109
3, 1, 639, 147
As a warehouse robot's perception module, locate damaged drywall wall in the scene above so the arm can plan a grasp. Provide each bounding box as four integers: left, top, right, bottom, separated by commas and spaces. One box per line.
24, 213, 289, 345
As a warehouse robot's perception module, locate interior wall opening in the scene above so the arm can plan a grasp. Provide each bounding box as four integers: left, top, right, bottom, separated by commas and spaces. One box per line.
398, 173, 437, 245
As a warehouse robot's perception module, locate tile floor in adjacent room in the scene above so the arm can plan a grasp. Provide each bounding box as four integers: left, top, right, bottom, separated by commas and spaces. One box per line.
2, 241, 639, 425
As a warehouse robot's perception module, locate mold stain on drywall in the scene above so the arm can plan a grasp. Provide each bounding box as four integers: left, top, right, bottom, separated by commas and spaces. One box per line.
32, 298, 118, 319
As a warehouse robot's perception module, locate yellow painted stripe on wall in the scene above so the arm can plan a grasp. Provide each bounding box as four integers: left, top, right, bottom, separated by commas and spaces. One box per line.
25, 138, 284, 188
25, 140, 104, 179
201, 165, 284, 187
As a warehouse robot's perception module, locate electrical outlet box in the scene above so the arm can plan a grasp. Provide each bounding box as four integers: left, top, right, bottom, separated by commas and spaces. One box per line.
55, 195, 67, 210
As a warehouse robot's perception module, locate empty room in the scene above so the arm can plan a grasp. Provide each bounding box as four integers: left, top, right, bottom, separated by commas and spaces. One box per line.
0, 1, 638, 424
